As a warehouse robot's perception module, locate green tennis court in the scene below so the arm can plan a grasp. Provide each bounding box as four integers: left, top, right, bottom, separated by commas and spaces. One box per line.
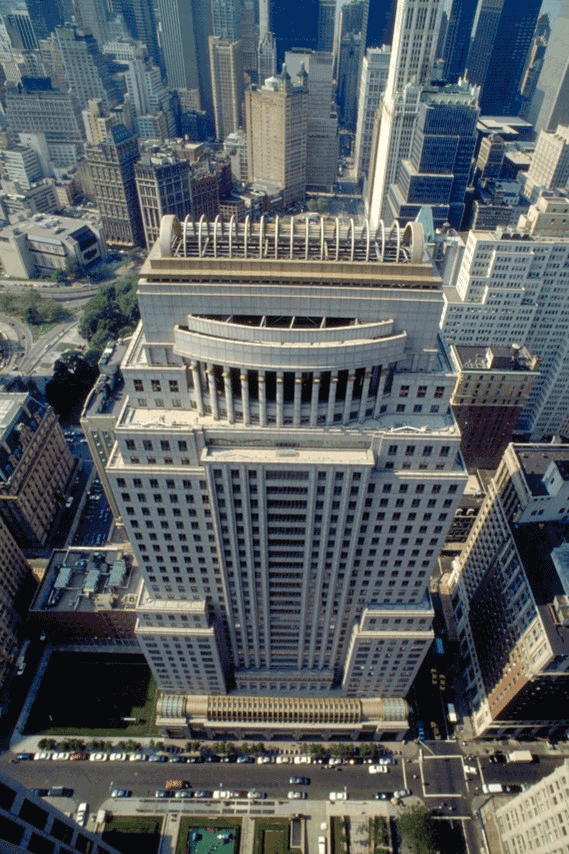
186, 827, 238, 854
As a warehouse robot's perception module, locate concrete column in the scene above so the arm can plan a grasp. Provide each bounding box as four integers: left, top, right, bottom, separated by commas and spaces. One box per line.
223, 368, 234, 423
258, 372, 266, 426
191, 361, 204, 415
207, 367, 218, 420
276, 372, 283, 427
358, 370, 372, 422
326, 373, 338, 425
373, 368, 385, 418
293, 374, 302, 426
343, 371, 356, 424
310, 374, 320, 426
241, 371, 250, 426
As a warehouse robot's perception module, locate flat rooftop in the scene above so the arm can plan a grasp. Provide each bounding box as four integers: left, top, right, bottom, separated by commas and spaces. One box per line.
515, 445, 569, 497
31, 547, 141, 615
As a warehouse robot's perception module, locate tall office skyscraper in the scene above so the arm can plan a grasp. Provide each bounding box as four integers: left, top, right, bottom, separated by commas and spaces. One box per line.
465, 0, 541, 115
25, 0, 64, 43
354, 45, 390, 183
286, 49, 338, 192
73, 0, 111, 49
386, 80, 480, 230
86, 124, 144, 246
5, 10, 38, 50
158, 0, 213, 122
211, 0, 241, 41
245, 65, 308, 205
317, 0, 336, 51
111, 0, 162, 71
529, 0, 569, 134
335, 0, 368, 131
55, 25, 122, 111
440, 0, 478, 83
367, 0, 444, 228
104, 213, 466, 739
209, 37, 244, 141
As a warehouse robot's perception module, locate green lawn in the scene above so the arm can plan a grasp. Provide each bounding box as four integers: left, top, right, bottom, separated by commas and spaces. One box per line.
102, 815, 162, 854
331, 817, 348, 854
24, 653, 159, 737
177, 818, 242, 854
253, 819, 302, 854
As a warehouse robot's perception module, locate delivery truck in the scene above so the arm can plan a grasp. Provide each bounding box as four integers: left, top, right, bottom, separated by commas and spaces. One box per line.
506, 750, 534, 763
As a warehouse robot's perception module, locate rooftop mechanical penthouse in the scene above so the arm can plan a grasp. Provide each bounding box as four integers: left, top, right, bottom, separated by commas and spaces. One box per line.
105, 213, 467, 740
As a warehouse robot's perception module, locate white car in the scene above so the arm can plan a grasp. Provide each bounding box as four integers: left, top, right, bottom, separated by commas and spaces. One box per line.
257, 755, 272, 764
369, 765, 389, 774
276, 756, 290, 764
247, 790, 266, 799
52, 752, 70, 761
34, 752, 52, 761
129, 753, 147, 761
213, 790, 230, 799
89, 753, 108, 761
329, 792, 348, 801
328, 757, 343, 766
76, 803, 88, 826
288, 790, 307, 799
293, 755, 311, 764
378, 756, 396, 765
109, 752, 127, 761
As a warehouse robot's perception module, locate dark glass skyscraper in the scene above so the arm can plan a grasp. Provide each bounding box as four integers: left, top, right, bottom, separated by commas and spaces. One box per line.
466, 0, 541, 115
442, 0, 478, 83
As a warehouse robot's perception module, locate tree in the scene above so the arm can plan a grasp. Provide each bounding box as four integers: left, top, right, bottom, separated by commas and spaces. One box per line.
398, 806, 439, 854
79, 273, 139, 354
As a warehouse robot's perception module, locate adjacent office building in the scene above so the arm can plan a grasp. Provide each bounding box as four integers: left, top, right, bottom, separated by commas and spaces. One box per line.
440, 197, 569, 442
367, 0, 444, 228
449, 344, 539, 471
209, 37, 244, 142
0, 769, 121, 854
523, 125, 569, 201
0, 517, 35, 692
0, 393, 75, 548
102, 212, 467, 739
353, 46, 390, 184
86, 124, 144, 247
440, 0, 478, 83
134, 150, 193, 247
244, 65, 308, 206
158, 0, 213, 122
448, 444, 569, 739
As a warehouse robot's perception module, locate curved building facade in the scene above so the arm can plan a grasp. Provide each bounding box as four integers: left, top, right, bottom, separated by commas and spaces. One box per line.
106, 214, 467, 737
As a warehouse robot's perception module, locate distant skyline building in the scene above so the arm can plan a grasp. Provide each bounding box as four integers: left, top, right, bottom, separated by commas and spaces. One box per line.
124, 44, 176, 138
72, 0, 111, 49
386, 80, 480, 230
367, 0, 444, 227
55, 24, 122, 111
465, 0, 541, 116
258, 30, 276, 81
24, 0, 64, 43
209, 36, 244, 142
317, 0, 336, 51
336, 25, 363, 131
353, 45, 390, 183
157, 0, 214, 122
5, 9, 37, 50
211, 0, 241, 41
286, 49, 338, 192
111, 0, 162, 71
245, 64, 308, 205
529, 0, 569, 134
441, 0, 478, 83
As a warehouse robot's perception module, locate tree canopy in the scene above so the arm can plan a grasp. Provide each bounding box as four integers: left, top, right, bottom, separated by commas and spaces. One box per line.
79, 273, 140, 354
397, 806, 439, 854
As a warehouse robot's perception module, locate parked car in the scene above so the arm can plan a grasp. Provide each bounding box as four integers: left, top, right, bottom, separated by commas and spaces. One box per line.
369, 765, 389, 774
247, 790, 266, 799
194, 790, 212, 798
236, 755, 254, 764
155, 790, 172, 798
15, 753, 34, 761
76, 803, 88, 825
148, 755, 168, 763
111, 789, 132, 798
48, 786, 73, 797
329, 792, 348, 801
288, 791, 307, 799
34, 752, 52, 761
394, 789, 411, 799
109, 752, 127, 761
32, 788, 48, 797
89, 753, 108, 762
378, 756, 395, 765
174, 790, 194, 798
289, 776, 309, 785
374, 792, 392, 800
52, 752, 70, 761
129, 753, 148, 762
257, 755, 272, 764
275, 756, 290, 764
